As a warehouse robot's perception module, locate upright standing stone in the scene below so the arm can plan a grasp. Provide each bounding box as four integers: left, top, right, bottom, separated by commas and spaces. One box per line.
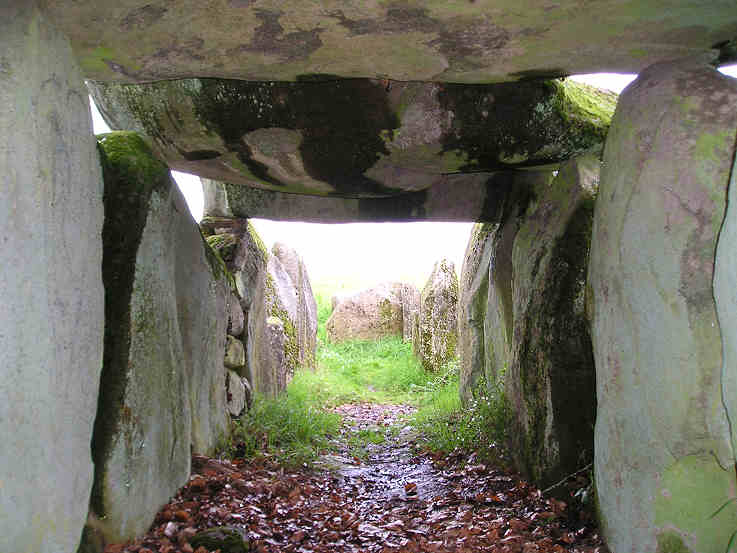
400, 284, 421, 343
507, 153, 598, 486
588, 58, 737, 553
86, 132, 229, 546
272, 242, 318, 369
416, 259, 459, 372
458, 223, 496, 403
0, 4, 104, 553
247, 254, 301, 396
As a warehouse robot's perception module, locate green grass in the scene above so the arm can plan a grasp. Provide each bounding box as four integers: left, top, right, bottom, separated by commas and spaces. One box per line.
229, 377, 341, 467
229, 287, 510, 467
347, 428, 387, 460
412, 363, 512, 462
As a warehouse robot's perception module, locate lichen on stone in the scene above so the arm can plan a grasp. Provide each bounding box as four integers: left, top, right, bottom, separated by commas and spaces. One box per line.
263, 271, 299, 372
201, 234, 236, 290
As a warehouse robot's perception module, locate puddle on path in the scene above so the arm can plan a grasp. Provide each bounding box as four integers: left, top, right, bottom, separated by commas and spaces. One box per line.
321, 403, 449, 509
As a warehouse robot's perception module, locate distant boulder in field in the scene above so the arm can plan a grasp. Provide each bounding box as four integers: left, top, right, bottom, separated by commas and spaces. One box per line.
327, 282, 420, 343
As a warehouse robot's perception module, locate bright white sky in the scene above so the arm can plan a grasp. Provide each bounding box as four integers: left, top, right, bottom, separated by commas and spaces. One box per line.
90, 65, 737, 289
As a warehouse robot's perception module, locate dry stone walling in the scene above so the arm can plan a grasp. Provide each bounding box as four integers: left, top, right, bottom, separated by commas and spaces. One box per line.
458, 152, 598, 488
204, 218, 318, 398
326, 282, 420, 344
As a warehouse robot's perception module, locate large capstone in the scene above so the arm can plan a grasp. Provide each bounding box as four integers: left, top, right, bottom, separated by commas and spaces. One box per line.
89, 78, 614, 200
587, 58, 737, 553
85, 132, 230, 546
327, 282, 420, 343
415, 259, 459, 372
0, 5, 104, 553
44, 1, 737, 83
202, 171, 559, 223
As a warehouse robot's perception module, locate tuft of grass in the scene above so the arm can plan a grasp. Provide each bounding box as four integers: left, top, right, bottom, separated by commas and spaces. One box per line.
412, 363, 511, 462
229, 375, 341, 467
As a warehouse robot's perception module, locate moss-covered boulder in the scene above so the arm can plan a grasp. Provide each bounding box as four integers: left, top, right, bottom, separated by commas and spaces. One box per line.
415, 259, 459, 372
88, 78, 614, 202
326, 282, 419, 343
84, 131, 230, 546
189, 526, 249, 553
272, 242, 318, 369
588, 58, 737, 553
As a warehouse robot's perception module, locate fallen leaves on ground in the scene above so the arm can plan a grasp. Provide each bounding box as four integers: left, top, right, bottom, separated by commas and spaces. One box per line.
104, 404, 608, 553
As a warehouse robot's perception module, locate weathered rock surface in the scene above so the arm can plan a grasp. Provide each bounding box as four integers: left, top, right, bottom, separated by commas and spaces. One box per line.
507, 153, 598, 487
247, 246, 305, 396
205, 221, 315, 396
89, 78, 614, 199
458, 223, 496, 404
46, 1, 736, 83
415, 260, 459, 372
224, 335, 246, 372
588, 58, 737, 553
327, 282, 419, 343
202, 171, 558, 223
400, 284, 421, 343
272, 242, 318, 369
459, 153, 598, 487
85, 132, 230, 546
0, 5, 104, 552
227, 292, 245, 337
226, 370, 249, 417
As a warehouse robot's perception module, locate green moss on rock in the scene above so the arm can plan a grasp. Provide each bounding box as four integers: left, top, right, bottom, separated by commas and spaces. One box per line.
247, 220, 268, 263
206, 233, 238, 262
548, 79, 617, 146
656, 532, 691, 553
190, 526, 249, 553
263, 271, 299, 372
202, 234, 236, 291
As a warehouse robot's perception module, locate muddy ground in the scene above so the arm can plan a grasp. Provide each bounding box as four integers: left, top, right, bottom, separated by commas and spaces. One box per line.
102, 403, 607, 553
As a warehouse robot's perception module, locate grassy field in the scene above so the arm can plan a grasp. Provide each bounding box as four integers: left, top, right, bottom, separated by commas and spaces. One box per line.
229, 287, 509, 466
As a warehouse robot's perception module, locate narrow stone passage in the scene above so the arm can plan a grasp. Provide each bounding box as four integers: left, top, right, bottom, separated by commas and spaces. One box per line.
104, 404, 607, 553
